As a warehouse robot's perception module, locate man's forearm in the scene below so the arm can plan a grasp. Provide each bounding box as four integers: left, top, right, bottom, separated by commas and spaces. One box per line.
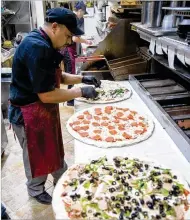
61, 72, 83, 85
38, 88, 82, 103
72, 36, 88, 44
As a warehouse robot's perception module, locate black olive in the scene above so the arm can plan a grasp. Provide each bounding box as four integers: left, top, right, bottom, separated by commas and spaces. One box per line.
114, 169, 117, 173
121, 176, 126, 180
125, 196, 131, 201
81, 212, 87, 218
143, 211, 148, 216
120, 198, 124, 204
111, 196, 116, 201
85, 170, 89, 174
167, 196, 172, 200
122, 164, 126, 167
113, 211, 117, 214
169, 191, 173, 196
112, 181, 116, 185
115, 163, 120, 168
116, 176, 120, 181
135, 192, 140, 196
159, 204, 164, 212
157, 172, 161, 176
87, 195, 92, 200
139, 169, 143, 172
124, 206, 129, 211
76, 194, 81, 198
131, 213, 137, 218
128, 174, 132, 179
90, 179, 94, 183
121, 179, 125, 184
124, 191, 128, 196
125, 157, 128, 160
132, 199, 136, 203
168, 179, 172, 183
118, 170, 124, 175
79, 178, 85, 184
134, 207, 141, 212
146, 201, 154, 209
150, 195, 155, 200
156, 185, 162, 190
161, 213, 166, 218
172, 185, 179, 190
131, 171, 135, 176
73, 197, 77, 201
140, 199, 144, 205
124, 182, 129, 187
86, 190, 90, 195
156, 215, 161, 219
109, 171, 112, 176
109, 188, 115, 193
154, 166, 159, 169
69, 183, 74, 186
94, 213, 98, 217
164, 197, 168, 200
91, 160, 96, 164
145, 164, 149, 169
136, 201, 140, 206
173, 175, 177, 179
128, 186, 132, 191
173, 202, 178, 206
115, 203, 120, 208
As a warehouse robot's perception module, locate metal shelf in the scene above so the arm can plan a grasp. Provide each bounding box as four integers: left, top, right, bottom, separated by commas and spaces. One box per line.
131, 22, 177, 37
162, 7, 190, 17
160, 35, 190, 57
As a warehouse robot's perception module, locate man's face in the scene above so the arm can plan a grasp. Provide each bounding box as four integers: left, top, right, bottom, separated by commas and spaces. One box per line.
51, 23, 72, 49
76, 9, 85, 19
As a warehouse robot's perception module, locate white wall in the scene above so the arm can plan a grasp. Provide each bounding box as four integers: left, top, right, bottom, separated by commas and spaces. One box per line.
34, 1, 45, 28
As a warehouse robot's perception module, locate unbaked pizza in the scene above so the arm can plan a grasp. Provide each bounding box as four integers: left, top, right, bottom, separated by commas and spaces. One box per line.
75, 80, 132, 104
66, 106, 154, 148
52, 156, 190, 220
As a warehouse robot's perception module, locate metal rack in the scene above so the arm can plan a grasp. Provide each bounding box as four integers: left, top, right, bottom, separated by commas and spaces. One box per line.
162, 7, 190, 18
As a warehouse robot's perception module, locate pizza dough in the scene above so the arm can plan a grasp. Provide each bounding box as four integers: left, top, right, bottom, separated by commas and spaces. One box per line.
52, 156, 190, 220
75, 80, 132, 104
66, 106, 154, 148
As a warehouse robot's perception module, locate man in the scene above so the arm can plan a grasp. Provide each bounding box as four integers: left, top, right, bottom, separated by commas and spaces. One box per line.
60, 1, 92, 106
8, 8, 100, 205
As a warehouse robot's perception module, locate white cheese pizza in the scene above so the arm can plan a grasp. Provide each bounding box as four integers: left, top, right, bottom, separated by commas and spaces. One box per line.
52, 156, 190, 220
66, 106, 154, 148
75, 80, 132, 104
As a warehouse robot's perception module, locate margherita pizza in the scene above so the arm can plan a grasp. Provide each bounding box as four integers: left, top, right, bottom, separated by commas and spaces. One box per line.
66, 106, 154, 148
52, 156, 190, 220
75, 80, 132, 104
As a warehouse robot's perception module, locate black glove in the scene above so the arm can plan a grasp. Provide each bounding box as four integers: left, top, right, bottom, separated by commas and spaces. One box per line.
82, 76, 101, 88
81, 86, 98, 99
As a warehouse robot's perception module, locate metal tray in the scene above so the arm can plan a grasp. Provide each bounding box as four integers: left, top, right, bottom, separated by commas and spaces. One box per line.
129, 74, 190, 162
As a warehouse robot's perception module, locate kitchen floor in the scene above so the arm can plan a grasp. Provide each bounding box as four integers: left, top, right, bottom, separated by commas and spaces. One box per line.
1, 105, 75, 219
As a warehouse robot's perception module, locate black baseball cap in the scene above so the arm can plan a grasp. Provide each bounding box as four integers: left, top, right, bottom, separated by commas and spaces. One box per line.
45, 8, 84, 36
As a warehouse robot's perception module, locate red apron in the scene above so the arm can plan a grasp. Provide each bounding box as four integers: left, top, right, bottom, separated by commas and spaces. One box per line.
20, 68, 64, 178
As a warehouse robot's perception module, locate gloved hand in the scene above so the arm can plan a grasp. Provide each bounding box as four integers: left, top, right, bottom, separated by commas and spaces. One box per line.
81, 86, 98, 99
82, 76, 101, 88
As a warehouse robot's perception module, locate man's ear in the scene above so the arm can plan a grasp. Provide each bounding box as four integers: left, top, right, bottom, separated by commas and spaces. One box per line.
52, 22, 59, 33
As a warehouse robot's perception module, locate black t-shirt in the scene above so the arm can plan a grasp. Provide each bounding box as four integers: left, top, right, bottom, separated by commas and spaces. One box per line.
9, 29, 63, 125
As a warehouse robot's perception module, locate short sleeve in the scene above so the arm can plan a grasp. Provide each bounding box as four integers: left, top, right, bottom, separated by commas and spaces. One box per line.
24, 43, 56, 93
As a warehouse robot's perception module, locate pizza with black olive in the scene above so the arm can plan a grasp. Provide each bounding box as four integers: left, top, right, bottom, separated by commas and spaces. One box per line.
52, 156, 190, 219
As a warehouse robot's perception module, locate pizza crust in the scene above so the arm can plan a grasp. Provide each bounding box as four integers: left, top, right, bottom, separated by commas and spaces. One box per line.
52, 157, 190, 220
66, 106, 154, 148
75, 80, 132, 104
